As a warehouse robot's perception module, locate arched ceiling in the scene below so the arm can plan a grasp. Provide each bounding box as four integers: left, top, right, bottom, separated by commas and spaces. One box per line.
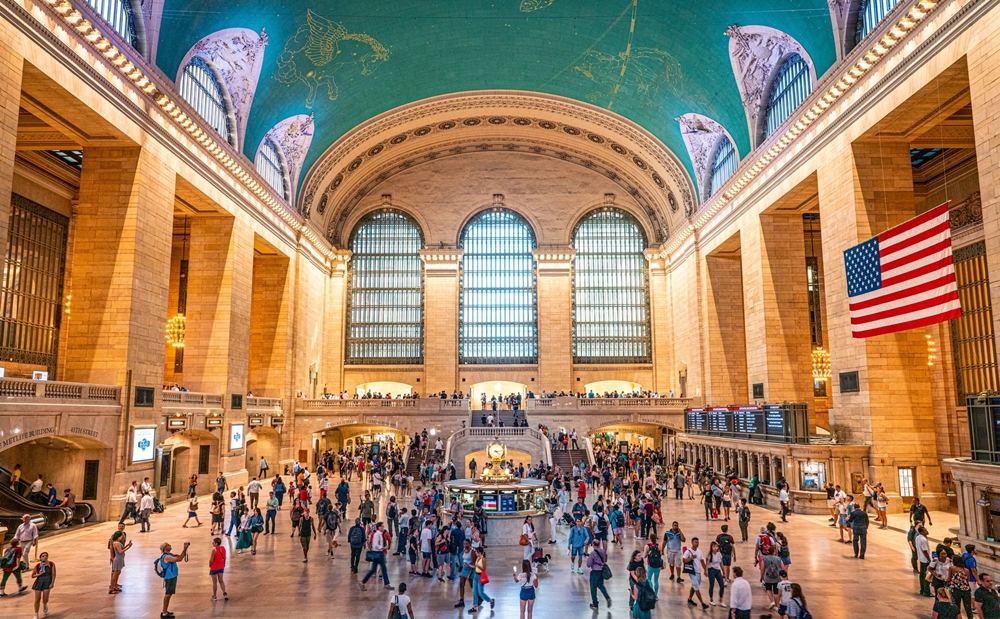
153, 0, 837, 202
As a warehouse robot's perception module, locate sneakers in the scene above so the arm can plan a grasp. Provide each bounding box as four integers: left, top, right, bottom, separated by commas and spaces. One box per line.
702, 603, 709, 609
385, 585, 395, 590
212, 596, 218, 601
710, 601, 717, 606
721, 602, 728, 608
490, 599, 495, 610
688, 600, 697, 607
589, 604, 599, 610
223, 593, 229, 601
455, 600, 466, 608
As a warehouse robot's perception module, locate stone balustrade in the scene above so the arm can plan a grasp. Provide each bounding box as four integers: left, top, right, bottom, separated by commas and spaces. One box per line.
527, 396, 692, 409
161, 390, 224, 407
0, 378, 121, 404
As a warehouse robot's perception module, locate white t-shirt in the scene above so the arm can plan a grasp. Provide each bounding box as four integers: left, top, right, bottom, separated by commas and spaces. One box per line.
683, 548, 704, 569
420, 527, 434, 553
706, 551, 723, 570
779, 489, 789, 502
248, 480, 262, 493
392, 594, 411, 618
778, 580, 793, 605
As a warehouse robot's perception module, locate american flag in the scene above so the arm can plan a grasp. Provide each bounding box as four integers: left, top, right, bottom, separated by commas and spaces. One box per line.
844, 203, 962, 338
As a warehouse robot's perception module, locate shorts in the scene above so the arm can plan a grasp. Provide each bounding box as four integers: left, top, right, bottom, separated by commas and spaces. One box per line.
721, 553, 732, 567
164, 577, 177, 595
188, 511, 197, 518
613, 528, 624, 536
300, 536, 311, 550
778, 605, 787, 616
438, 552, 451, 564
212, 514, 224, 523
519, 586, 536, 601
689, 572, 702, 591
209, 568, 224, 576
781, 557, 791, 566
595, 531, 608, 541
838, 514, 847, 526
325, 530, 338, 543
461, 566, 472, 578
422, 551, 432, 559
764, 582, 778, 593
667, 551, 682, 568
571, 546, 585, 557
827, 499, 835, 509
722, 500, 731, 508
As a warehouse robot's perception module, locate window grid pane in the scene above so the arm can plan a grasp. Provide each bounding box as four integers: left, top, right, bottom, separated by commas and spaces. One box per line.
85, 0, 136, 47
764, 54, 812, 139
709, 138, 738, 197
178, 57, 231, 146
459, 209, 538, 364
345, 209, 424, 365
0, 194, 69, 375
256, 140, 288, 201
571, 207, 651, 363
951, 242, 999, 404
856, 0, 902, 44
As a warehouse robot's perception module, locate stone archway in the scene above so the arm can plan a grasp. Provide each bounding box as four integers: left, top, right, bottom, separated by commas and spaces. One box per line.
161, 430, 220, 500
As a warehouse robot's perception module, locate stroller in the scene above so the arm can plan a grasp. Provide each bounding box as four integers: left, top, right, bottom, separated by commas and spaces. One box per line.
561, 512, 576, 526
153, 497, 165, 513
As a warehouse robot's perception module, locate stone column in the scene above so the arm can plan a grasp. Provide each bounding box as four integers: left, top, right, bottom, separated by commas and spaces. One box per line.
421, 249, 463, 395
816, 140, 944, 509
646, 250, 673, 392
703, 250, 749, 404
0, 27, 24, 262
182, 216, 254, 396
248, 254, 291, 396
741, 214, 813, 403
321, 250, 350, 397
534, 249, 575, 392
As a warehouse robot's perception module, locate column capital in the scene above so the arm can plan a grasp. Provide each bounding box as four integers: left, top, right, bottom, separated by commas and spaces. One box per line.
419, 249, 464, 276
644, 248, 667, 271
532, 248, 576, 276
331, 249, 351, 277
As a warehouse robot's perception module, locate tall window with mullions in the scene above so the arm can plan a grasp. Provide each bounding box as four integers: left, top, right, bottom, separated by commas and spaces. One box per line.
459, 209, 538, 364
345, 209, 424, 364
571, 207, 651, 363
763, 54, 812, 141
85, 0, 138, 49
855, 0, 902, 45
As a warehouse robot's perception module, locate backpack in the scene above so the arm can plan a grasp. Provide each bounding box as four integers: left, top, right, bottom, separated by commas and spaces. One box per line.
597, 514, 609, 533
387, 503, 398, 520
759, 534, 773, 555
0, 547, 16, 569
325, 512, 340, 532
348, 526, 365, 548
637, 581, 657, 611
647, 544, 663, 568
613, 511, 625, 528
778, 544, 789, 559
718, 534, 733, 556
153, 554, 167, 578
739, 506, 751, 522
764, 557, 780, 581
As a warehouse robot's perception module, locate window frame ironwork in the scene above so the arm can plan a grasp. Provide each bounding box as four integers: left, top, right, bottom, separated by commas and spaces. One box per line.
571, 207, 651, 364
255, 139, 290, 202
763, 54, 812, 140
855, 0, 902, 45
84, 0, 137, 48
345, 208, 425, 365
178, 56, 233, 148
709, 137, 738, 198
459, 208, 538, 365
951, 241, 999, 404
0, 194, 69, 375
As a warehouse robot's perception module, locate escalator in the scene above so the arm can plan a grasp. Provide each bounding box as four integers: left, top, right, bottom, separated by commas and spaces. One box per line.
0, 464, 93, 531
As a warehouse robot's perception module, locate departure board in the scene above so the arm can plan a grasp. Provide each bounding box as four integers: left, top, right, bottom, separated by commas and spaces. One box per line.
765, 406, 786, 437
684, 403, 809, 444
732, 407, 762, 434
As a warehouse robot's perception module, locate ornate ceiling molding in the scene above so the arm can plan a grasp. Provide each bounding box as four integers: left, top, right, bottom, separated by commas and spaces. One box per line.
676, 113, 739, 205
176, 27, 268, 150
257, 114, 315, 206
299, 91, 697, 245
724, 25, 816, 145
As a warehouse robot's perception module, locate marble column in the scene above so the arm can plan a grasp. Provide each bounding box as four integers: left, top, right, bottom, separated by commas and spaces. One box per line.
534, 249, 575, 391
421, 249, 463, 395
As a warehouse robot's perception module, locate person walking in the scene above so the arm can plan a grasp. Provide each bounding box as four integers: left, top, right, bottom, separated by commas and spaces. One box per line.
156, 541, 189, 619
0, 538, 27, 596
917, 526, 934, 597
778, 486, 790, 523
469, 547, 493, 614
665, 521, 686, 583
643, 533, 664, 596
182, 495, 201, 528
729, 566, 753, 619
108, 530, 130, 594
258, 456, 269, 480
140, 491, 155, 533
785, 583, 809, 619
847, 501, 870, 559
298, 508, 317, 563
514, 559, 538, 619
706, 541, 726, 608
388, 582, 414, 619
119, 483, 138, 525
15, 515, 39, 564
974, 573, 1000, 619
247, 508, 264, 555
683, 537, 708, 609
360, 522, 393, 590
348, 518, 366, 574
735, 499, 751, 544
29, 551, 54, 619
264, 492, 278, 534
324, 504, 342, 558
568, 518, 587, 574
716, 524, 736, 581
208, 537, 228, 601
630, 565, 656, 619
587, 542, 611, 610
247, 477, 262, 511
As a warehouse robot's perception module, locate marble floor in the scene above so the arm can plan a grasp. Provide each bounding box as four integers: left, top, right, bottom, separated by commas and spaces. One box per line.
0, 482, 971, 618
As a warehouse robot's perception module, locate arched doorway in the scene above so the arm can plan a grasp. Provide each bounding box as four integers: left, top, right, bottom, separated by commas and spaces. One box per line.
161, 430, 219, 500
469, 381, 526, 410
245, 427, 280, 478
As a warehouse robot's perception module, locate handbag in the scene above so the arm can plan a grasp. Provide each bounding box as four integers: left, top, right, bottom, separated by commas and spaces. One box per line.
479, 570, 489, 585
366, 550, 382, 562
389, 596, 402, 619
682, 559, 696, 574
519, 534, 530, 546
602, 564, 613, 580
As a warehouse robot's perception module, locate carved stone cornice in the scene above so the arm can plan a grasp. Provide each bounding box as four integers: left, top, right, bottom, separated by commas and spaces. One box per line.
419, 249, 463, 277
533, 248, 576, 276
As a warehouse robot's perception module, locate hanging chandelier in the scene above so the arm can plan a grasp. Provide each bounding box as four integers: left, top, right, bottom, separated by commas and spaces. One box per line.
166, 314, 186, 348
812, 347, 830, 379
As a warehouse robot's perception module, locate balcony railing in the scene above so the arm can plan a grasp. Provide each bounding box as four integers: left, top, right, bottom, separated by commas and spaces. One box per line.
0, 378, 121, 403
301, 398, 418, 409
527, 397, 692, 409
161, 391, 224, 406
247, 397, 282, 409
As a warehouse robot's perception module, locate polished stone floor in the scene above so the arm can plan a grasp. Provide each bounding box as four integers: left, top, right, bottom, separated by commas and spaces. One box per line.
0, 480, 965, 618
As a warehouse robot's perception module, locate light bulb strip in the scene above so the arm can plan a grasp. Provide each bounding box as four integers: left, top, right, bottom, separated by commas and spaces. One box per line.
36, 0, 340, 267
664, 0, 941, 260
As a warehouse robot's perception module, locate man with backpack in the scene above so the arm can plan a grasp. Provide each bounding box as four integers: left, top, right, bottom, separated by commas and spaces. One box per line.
736, 499, 751, 543
347, 518, 366, 573
0, 538, 27, 596
716, 524, 736, 581
323, 503, 342, 558
592, 506, 610, 549
155, 541, 189, 619
360, 521, 393, 591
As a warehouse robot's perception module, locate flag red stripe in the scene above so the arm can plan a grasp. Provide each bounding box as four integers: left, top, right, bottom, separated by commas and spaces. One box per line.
850, 290, 959, 325
878, 203, 950, 244
848, 273, 957, 311
879, 219, 951, 258
879, 254, 954, 289
880, 237, 953, 273
852, 307, 963, 338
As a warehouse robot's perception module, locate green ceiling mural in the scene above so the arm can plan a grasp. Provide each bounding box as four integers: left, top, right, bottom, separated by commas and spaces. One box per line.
155, 0, 836, 196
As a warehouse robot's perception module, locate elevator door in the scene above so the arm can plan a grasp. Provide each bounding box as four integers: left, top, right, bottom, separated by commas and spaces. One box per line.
83, 460, 99, 500
198, 445, 211, 475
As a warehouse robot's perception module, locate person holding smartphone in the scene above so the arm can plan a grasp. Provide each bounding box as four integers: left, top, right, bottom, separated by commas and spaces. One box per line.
158, 541, 190, 619
31, 551, 55, 619
513, 559, 538, 619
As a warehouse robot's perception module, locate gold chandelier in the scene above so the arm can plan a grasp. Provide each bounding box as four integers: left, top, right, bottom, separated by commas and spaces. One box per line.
812, 347, 830, 379
166, 314, 186, 348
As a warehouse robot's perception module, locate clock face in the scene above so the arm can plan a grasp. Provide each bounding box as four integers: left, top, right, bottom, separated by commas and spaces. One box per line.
487, 443, 505, 460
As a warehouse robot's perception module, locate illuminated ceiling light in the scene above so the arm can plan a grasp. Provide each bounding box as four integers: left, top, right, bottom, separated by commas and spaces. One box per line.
812, 348, 831, 379
165, 314, 186, 348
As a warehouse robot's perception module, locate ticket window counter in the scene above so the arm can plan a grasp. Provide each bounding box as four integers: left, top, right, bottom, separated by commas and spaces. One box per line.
800, 461, 826, 491
449, 486, 548, 515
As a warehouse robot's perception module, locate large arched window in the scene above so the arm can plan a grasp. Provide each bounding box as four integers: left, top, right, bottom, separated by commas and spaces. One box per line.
85, 0, 138, 48
459, 209, 537, 364
855, 0, 901, 44
763, 54, 812, 140
709, 137, 738, 197
178, 57, 235, 148
255, 139, 290, 202
345, 209, 424, 364
571, 207, 651, 363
